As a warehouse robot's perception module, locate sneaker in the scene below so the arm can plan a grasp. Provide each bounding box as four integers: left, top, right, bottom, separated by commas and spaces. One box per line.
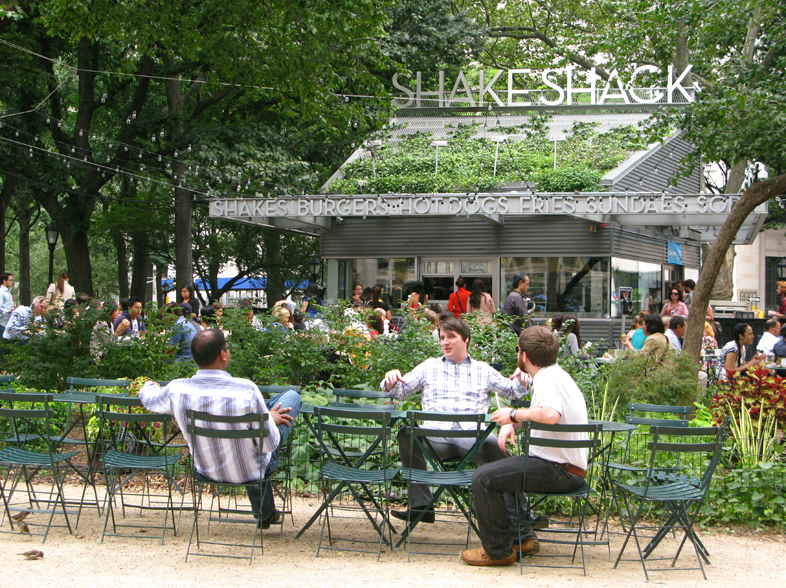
390, 508, 435, 524
460, 547, 516, 567
513, 539, 540, 560
258, 509, 281, 529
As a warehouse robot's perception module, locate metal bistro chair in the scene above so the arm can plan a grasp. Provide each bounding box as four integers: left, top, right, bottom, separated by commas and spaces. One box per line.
516, 421, 603, 576
332, 388, 390, 404
0, 392, 78, 542
312, 406, 401, 560
396, 411, 494, 558
96, 395, 183, 545
600, 403, 690, 539
184, 410, 272, 564
614, 425, 726, 581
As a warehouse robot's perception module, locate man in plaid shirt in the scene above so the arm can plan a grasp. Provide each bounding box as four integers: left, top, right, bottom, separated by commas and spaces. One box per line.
139, 328, 301, 529
382, 317, 532, 528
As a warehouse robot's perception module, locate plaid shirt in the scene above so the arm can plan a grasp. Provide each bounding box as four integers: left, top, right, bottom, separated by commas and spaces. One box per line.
2, 306, 41, 341
382, 355, 528, 430
139, 370, 279, 484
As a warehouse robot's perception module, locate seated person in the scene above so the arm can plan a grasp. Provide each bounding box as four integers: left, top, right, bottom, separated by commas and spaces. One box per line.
773, 323, 786, 361
720, 323, 765, 379
460, 326, 589, 566
113, 297, 145, 337
3, 296, 48, 342
139, 329, 301, 528
664, 315, 686, 352
382, 317, 530, 527
160, 302, 197, 361
640, 313, 670, 356
756, 318, 781, 355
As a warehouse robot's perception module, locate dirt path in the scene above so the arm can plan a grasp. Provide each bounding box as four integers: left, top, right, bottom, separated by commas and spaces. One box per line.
0, 484, 783, 587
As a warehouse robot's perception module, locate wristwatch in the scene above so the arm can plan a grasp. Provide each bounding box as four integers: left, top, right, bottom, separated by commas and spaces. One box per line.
509, 408, 518, 424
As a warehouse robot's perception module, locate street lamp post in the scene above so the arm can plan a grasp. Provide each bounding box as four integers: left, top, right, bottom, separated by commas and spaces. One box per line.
45, 222, 59, 286
309, 256, 321, 284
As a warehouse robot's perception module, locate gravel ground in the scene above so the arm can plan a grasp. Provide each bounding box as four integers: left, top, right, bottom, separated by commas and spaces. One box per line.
0, 483, 783, 587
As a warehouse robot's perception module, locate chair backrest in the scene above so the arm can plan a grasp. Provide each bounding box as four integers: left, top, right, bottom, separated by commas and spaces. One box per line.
96, 394, 171, 453
0, 391, 56, 451
626, 402, 690, 427
518, 421, 602, 486
313, 406, 394, 469
67, 377, 130, 394
184, 410, 270, 482
0, 375, 16, 385
258, 384, 302, 399
511, 399, 532, 409
332, 388, 389, 403
405, 411, 489, 472
646, 425, 725, 493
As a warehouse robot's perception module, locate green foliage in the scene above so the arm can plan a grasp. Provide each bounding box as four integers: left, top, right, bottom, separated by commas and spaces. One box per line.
704, 463, 786, 529
709, 366, 786, 428
327, 124, 642, 194
605, 349, 701, 407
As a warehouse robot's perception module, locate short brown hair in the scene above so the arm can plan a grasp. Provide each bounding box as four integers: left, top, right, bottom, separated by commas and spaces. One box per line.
518, 326, 559, 367
438, 317, 470, 341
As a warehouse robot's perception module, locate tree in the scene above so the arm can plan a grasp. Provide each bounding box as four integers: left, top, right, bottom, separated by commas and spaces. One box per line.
462, 0, 786, 359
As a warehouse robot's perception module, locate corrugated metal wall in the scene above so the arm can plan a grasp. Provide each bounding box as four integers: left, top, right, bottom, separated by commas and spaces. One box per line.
322, 215, 612, 258
611, 228, 700, 267
322, 215, 699, 268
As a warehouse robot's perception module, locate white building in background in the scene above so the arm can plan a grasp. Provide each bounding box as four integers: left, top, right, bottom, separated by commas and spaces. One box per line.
735, 228, 786, 314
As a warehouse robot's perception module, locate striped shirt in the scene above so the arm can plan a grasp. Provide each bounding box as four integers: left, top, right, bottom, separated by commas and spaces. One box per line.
139, 370, 279, 484
382, 355, 528, 430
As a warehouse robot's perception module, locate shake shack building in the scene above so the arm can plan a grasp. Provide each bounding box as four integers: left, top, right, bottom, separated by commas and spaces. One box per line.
210, 68, 767, 340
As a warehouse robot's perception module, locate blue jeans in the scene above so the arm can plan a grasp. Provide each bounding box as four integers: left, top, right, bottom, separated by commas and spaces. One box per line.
246, 390, 302, 520
472, 455, 583, 560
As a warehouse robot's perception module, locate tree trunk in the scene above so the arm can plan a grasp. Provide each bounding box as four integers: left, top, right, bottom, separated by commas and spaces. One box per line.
15, 201, 34, 306
0, 174, 17, 272
163, 68, 194, 297
58, 224, 94, 296
701, 244, 735, 300
129, 233, 150, 301
114, 232, 129, 299
685, 173, 786, 360
155, 266, 166, 307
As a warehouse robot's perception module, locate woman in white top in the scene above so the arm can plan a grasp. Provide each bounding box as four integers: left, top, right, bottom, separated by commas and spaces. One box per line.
468, 279, 496, 323
46, 269, 75, 309
560, 314, 582, 356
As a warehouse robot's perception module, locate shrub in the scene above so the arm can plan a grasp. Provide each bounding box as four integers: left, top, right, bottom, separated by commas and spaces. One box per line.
605, 349, 701, 408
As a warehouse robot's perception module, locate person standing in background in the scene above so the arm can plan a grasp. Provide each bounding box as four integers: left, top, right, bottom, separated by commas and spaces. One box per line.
448, 278, 471, 318
46, 269, 75, 310
0, 273, 14, 338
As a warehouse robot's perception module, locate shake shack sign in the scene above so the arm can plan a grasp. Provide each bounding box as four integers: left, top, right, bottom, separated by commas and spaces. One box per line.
392, 66, 695, 109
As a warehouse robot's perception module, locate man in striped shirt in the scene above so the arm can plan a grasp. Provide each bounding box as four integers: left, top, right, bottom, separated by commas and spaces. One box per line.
382, 317, 530, 526
139, 328, 301, 528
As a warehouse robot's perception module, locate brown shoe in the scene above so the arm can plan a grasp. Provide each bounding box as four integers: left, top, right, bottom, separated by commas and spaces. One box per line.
512, 539, 540, 560
460, 547, 515, 567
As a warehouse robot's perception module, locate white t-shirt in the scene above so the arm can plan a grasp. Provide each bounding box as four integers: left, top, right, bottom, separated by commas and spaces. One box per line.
528, 363, 589, 470
757, 331, 780, 355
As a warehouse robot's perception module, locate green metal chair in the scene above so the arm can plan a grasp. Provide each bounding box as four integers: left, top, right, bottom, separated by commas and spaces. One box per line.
0, 375, 16, 385
614, 425, 726, 581
600, 403, 691, 539
257, 384, 302, 399
312, 406, 401, 560
184, 409, 272, 564
0, 391, 78, 542
396, 411, 494, 558
516, 421, 603, 576
96, 395, 183, 545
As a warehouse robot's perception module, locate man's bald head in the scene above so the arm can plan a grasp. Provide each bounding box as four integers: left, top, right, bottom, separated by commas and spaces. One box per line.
192, 328, 226, 368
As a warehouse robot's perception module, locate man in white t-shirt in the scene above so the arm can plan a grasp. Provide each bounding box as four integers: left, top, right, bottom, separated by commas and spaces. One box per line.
460, 325, 588, 567
756, 319, 781, 355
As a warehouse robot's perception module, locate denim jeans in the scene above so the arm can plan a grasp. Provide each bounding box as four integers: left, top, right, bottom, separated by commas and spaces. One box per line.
246, 390, 302, 520
397, 425, 529, 538
472, 455, 583, 560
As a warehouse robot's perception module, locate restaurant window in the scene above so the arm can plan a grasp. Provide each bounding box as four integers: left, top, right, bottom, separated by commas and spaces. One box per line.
610, 258, 662, 317
500, 257, 610, 318
325, 258, 415, 308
